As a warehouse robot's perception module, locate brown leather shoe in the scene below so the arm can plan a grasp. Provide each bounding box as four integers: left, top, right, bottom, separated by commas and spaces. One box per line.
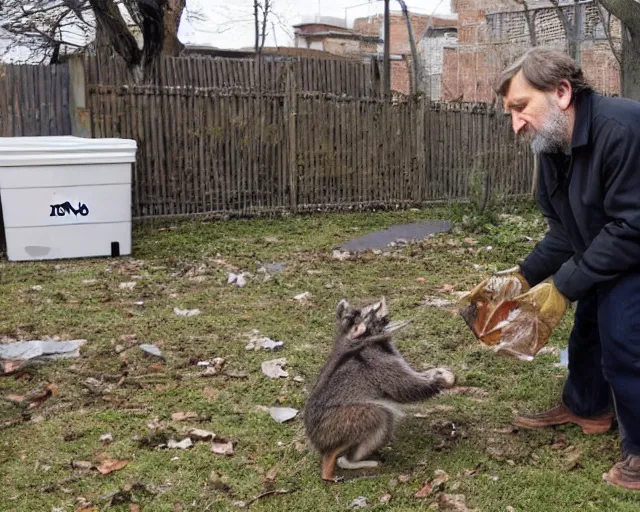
603, 455, 640, 491
513, 403, 614, 434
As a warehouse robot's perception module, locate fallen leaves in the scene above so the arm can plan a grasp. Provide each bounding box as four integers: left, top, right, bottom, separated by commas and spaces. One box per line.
415, 482, 433, 498
438, 493, 475, 512
171, 411, 199, 422
188, 428, 216, 441
211, 439, 235, 456
96, 459, 129, 475
563, 446, 583, 471
4, 383, 58, 409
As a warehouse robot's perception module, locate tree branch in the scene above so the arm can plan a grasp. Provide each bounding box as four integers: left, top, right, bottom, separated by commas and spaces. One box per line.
514, 0, 537, 46
595, 0, 622, 64
88, 0, 142, 67
597, 0, 640, 36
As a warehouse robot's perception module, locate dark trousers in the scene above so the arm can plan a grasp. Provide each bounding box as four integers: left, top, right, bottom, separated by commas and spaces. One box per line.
562, 271, 640, 456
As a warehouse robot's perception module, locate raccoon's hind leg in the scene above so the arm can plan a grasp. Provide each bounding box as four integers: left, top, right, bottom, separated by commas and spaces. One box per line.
337, 405, 394, 470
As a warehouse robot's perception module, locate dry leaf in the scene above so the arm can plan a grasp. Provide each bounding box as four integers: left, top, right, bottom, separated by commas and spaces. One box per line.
188, 428, 216, 441
27, 383, 58, 409
564, 446, 582, 471
380, 494, 392, 504
130, 505, 141, 512
211, 439, 235, 456
264, 466, 278, 482
398, 474, 410, 483
119, 282, 137, 290
438, 493, 474, 512
432, 469, 450, 488
203, 387, 219, 401
171, 411, 198, 422
415, 482, 433, 498
96, 459, 129, 475
72, 460, 94, 471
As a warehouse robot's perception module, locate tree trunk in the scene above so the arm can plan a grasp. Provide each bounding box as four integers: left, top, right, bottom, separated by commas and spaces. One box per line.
161, 0, 186, 56
621, 27, 640, 101
596, 0, 640, 100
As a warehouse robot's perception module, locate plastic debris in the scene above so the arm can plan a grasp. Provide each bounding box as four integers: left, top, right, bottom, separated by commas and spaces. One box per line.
261, 358, 289, 379
140, 344, 163, 358
174, 307, 201, 317
168, 438, 194, 450
0, 339, 85, 375
227, 273, 247, 287
269, 407, 298, 423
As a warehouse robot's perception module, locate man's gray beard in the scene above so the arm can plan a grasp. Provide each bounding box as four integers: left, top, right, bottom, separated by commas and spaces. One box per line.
525, 106, 571, 155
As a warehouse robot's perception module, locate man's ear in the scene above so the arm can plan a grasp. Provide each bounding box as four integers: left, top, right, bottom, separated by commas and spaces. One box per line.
556, 78, 573, 110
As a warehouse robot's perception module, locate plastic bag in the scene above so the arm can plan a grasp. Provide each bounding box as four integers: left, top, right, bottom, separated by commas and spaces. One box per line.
459, 278, 567, 361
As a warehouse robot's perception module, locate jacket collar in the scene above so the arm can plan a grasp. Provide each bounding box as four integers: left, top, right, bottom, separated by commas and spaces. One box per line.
540, 90, 594, 196
570, 90, 593, 149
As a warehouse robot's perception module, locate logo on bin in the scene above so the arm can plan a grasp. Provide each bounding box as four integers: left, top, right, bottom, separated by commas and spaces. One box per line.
49, 201, 90, 218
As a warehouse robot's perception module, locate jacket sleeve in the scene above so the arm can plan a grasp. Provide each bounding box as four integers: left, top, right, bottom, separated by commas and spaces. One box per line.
553, 121, 640, 302
519, 161, 575, 288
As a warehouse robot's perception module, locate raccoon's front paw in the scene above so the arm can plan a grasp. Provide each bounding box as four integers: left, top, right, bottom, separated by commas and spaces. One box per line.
424, 368, 456, 389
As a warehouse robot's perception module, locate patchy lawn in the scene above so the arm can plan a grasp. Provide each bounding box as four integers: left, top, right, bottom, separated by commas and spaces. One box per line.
1, 202, 638, 512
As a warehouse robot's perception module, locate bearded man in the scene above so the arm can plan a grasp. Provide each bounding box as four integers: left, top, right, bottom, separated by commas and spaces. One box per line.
491, 46, 640, 490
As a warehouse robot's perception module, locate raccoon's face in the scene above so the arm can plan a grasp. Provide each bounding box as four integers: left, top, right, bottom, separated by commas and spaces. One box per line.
336, 298, 389, 340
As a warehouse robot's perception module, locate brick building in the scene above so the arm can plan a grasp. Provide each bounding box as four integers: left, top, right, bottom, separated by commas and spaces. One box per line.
293, 13, 458, 96
440, 0, 621, 102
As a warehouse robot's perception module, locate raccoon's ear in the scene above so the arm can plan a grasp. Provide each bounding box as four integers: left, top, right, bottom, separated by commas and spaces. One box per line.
376, 297, 389, 319
348, 321, 367, 340
336, 299, 351, 320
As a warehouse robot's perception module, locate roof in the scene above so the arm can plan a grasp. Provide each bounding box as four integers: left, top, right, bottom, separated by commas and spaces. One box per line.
182, 45, 363, 61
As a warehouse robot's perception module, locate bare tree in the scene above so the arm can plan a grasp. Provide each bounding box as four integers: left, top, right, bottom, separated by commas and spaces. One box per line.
396, 0, 423, 95
253, 0, 272, 54
595, 0, 640, 100
1, 0, 186, 74
548, 0, 581, 61
513, 0, 538, 46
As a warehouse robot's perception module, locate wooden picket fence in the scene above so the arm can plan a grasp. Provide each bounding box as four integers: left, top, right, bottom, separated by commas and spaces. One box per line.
0, 55, 534, 221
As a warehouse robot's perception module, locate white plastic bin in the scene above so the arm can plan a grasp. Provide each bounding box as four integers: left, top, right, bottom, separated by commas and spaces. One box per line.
0, 136, 137, 262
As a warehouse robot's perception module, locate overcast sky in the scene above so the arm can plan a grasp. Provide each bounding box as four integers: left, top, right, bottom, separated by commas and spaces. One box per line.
179, 0, 454, 50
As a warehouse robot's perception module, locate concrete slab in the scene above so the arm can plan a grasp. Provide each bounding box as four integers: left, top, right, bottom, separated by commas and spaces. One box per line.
338, 220, 451, 252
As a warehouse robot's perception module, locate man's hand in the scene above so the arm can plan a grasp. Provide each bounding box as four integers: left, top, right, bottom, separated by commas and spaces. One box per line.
513, 281, 569, 330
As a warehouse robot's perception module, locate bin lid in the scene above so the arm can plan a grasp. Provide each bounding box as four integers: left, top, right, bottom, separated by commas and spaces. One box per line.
0, 136, 137, 166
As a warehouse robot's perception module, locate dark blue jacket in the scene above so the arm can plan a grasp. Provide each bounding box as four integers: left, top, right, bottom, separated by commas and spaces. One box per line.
519, 90, 640, 302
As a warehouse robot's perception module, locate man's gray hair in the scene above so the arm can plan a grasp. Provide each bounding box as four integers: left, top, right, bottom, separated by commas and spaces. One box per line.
496, 47, 592, 100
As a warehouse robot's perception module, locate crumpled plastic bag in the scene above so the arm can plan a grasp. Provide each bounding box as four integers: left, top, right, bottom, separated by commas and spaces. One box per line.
458, 277, 566, 361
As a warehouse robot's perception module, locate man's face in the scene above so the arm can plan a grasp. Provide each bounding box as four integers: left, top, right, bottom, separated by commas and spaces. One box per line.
503, 70, 573, 154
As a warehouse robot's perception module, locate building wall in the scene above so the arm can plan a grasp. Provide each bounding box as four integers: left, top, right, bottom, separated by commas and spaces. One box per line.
440, 0, 622, 102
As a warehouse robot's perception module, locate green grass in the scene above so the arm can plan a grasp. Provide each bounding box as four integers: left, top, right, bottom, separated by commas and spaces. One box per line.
1, 202, 638, 511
